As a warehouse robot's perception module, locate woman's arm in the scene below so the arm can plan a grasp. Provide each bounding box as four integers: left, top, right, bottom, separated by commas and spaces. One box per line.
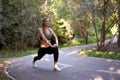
49, 28, 58, 46
38, 28, 52, 47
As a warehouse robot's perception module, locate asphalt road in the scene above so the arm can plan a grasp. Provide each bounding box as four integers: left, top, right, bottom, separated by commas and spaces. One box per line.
5, 43, 120, 80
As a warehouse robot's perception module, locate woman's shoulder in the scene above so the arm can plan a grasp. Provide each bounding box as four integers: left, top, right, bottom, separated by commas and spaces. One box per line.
48, 28, 53, 31
38, 27, 42, 31
38, 27, 42, 29
38, 27, 43, 33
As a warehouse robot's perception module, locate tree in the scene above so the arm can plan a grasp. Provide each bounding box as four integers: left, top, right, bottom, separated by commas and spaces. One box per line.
0, 0, 119, 51
0, 0, 3, 49
68, 0, 93, 44
0, 0, 22, 50
0, 0, 72, 50
100, 0, 109, 51
85, 0, 100, 46
117, 0, 120, 48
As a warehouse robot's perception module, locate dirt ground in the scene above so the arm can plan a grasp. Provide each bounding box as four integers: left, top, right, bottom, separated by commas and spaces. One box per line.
107, 43, 120, 52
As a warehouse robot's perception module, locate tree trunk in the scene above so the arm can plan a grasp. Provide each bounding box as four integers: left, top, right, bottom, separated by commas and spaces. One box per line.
100, 0, 108, 51
0, 0, 3, 49
117, 0, 120, 48
82, 31, 88, 44
92, 9, 100, 49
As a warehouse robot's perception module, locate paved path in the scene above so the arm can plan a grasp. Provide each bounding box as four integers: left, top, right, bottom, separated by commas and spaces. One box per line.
5, 44, 120, 80
5, 38, 120, 80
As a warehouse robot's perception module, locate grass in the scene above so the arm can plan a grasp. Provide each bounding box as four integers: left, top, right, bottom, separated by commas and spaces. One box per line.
59, 38, 85, 48
0, 60, 10, 80
0, 48, 37, 58
0, 48, 38, 80
78, 48, 120, 60
0, 37, 95, 58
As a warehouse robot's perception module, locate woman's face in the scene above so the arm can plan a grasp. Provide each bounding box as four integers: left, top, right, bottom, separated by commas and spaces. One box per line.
43, 18, 50, 27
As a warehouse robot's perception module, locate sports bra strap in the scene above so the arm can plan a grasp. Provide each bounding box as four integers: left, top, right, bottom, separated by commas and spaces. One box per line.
40, 28, 52, 40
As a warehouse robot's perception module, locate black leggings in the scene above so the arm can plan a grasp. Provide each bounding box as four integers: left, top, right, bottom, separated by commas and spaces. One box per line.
33, 47, 59, 62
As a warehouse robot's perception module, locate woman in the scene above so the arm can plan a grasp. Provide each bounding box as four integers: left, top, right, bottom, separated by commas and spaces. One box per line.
32, 17, 61, 71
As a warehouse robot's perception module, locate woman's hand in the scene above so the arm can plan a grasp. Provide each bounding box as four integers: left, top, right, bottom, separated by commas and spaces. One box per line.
51, 44, 58, 48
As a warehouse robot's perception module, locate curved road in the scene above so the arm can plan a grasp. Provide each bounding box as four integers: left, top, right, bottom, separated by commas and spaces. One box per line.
5, 38, 120, 80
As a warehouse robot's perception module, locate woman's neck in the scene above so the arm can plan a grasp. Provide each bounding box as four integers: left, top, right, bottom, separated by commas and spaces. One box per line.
43, 26, 48, 30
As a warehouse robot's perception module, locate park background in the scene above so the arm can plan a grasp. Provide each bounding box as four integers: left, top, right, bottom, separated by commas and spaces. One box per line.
0, 0, 120, 79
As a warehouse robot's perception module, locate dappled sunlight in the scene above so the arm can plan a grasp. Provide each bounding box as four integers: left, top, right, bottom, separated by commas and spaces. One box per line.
96, 69, 120, 75
4, 60, 10, 64
90, 75, 103, 80
59, 50, 64, 54
79, 47, 120, 60
106, 59, 113, 62
0, 60, 10, 68
66, 51, 77, 56
41, 55, 50, 62
71, 39, 77, 43
41, 57, 50, 62
79, 51, 87, 56
0, 60, 10, 80
109, 52, 113, 55
96, 52, 100, 54
0, 64, 4, 68
40, 0, 57, 15
59, 19, 73, 37
58, 62, 73, 69
31, 54, 37, 57
79, 49, 96, 56
116, 69, 120, 74
111, 25, 118, 35
70, 39, 81, 46
109, 67, 115, 71
88, 50, 93, 52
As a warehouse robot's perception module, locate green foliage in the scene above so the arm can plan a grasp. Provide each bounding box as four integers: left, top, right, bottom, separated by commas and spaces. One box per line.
0, 48, 37, 58
52, 18, 69, 44
0, 0, 119, 52
79, 48, 120, 60
88, 36, 98, 43
0, 0, 46, 50
61, 38, 85, 47
1, 0, 22, 49
0, 0, 73, 50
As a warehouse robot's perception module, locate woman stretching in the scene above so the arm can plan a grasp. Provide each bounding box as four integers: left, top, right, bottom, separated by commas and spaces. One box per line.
32, 17, 61, 71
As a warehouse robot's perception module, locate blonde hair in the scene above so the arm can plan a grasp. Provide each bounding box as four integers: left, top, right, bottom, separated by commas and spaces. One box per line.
42, 17, 50, 26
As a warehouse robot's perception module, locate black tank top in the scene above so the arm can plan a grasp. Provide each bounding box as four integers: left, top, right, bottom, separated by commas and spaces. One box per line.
40, 28, 52, 40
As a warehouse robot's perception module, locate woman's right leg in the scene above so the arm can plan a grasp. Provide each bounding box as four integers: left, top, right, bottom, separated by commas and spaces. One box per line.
33, 48, 45, 67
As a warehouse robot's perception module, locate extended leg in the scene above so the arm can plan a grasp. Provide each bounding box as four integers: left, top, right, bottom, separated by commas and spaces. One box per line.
52, 47, 61, 71
32, 48, 45, 67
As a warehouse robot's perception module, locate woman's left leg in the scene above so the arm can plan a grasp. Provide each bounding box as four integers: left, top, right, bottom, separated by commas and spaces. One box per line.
53, 47, 59, 62
52, 47, 61, 71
